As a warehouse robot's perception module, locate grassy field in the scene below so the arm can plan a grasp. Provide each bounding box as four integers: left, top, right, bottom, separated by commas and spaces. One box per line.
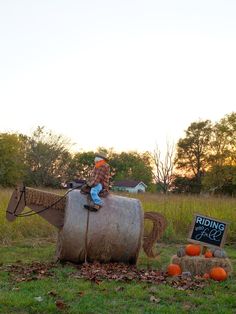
137, 192, 236, 244
1, 189, 236, 244
0, 241, 235, 313
0, 188, 236, 313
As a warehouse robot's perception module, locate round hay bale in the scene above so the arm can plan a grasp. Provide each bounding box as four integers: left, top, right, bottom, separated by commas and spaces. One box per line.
171, 255, 233, 276
56, 190, 143, 264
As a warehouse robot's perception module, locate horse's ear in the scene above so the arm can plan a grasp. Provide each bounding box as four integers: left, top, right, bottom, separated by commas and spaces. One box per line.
15, 182, 25, 189
16, 182, 26, 194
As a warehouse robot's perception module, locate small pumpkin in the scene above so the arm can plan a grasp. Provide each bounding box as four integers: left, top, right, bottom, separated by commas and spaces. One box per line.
167, 263, 182, 276
210, 267, 227, 281
185, 244, 201, 256
204, 250, 213, 258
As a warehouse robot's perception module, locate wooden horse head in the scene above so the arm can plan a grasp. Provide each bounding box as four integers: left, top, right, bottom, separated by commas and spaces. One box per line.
6, 184, 26, 222
6, 185, 65, 228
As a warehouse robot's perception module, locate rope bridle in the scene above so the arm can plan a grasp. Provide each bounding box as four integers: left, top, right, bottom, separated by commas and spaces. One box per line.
6, 186, 78, 218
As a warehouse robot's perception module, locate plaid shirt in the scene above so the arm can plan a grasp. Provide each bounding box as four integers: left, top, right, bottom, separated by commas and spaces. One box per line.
87, 163, 110, 191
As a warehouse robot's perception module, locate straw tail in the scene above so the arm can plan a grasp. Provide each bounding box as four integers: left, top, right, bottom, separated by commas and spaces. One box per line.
143, 212, 167, 258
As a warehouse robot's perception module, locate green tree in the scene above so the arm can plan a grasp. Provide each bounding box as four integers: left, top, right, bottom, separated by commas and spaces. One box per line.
172, 175, 199, 194
202, 112, 236, 194
24, 126, 72, 187
110, 151, 153, 188
203, 165, 236, 196
0, 133, 26, 186
175, 120, 212, 193
67, 151, 96, 181
210, 112, 236, 166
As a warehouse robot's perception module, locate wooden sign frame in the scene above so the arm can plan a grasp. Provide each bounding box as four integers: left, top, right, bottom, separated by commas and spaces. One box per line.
188, 213, 230, 248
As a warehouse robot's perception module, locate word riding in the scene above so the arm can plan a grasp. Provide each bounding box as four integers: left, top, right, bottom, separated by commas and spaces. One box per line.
196, 217, 225, 231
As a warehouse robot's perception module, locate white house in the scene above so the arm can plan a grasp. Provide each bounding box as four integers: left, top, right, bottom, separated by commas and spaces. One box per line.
112, 180, 147, 193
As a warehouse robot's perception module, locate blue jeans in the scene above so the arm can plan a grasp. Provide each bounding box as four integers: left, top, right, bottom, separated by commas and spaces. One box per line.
90, 183, 103, 206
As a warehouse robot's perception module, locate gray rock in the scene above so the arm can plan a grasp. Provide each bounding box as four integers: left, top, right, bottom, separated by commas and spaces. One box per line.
177, 247, 186, 257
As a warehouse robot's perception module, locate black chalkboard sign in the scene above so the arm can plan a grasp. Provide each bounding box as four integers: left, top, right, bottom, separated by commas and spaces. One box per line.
188, 214, 229, 248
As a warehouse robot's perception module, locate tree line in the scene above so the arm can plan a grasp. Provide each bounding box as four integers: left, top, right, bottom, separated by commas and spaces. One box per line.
174, 112, 236, 195
0, 112, 235, 195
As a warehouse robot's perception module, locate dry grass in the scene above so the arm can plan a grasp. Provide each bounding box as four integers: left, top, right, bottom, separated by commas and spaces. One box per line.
1, 188, 236, 245
136, 192, 235, 244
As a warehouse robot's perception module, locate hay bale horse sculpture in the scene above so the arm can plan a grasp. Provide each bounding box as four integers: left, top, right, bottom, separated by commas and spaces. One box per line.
6, 186, 167, 264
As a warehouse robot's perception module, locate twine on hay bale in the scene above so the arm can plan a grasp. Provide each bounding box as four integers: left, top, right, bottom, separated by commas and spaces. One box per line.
171, 255, 233, 276
25, 188, 66, 211
143, 212, 167, 258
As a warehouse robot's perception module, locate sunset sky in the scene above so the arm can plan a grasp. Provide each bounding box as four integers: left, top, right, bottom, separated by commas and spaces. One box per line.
1, 0, 235, 153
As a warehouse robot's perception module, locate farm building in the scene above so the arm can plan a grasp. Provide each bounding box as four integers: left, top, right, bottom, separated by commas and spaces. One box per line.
112, 180, 147, 193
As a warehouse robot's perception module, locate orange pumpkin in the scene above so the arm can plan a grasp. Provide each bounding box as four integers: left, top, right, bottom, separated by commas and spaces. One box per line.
204, 250, 213, 258
185, 244, 201, 256
167, 263, 182, 276
210, 267, 227, 281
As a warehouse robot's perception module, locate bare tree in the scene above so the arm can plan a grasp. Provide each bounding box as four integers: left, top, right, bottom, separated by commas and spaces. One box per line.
153, 142, 175, 194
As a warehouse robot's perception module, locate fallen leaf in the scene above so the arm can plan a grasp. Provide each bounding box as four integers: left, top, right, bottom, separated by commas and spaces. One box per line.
6, 261, 57, 283
182, 303, 192, 310
115, 286, 124, 292
48, 290, 57, 297
16, 277, 26, 282
148, 286, 158, 293
34, 296, 43, 302
55, 299, 67, 310
150, 296, 161, 303
78, 291, 85, 296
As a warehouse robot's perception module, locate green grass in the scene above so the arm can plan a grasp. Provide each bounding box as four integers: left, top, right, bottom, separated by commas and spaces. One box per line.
0, 241, 235, 314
